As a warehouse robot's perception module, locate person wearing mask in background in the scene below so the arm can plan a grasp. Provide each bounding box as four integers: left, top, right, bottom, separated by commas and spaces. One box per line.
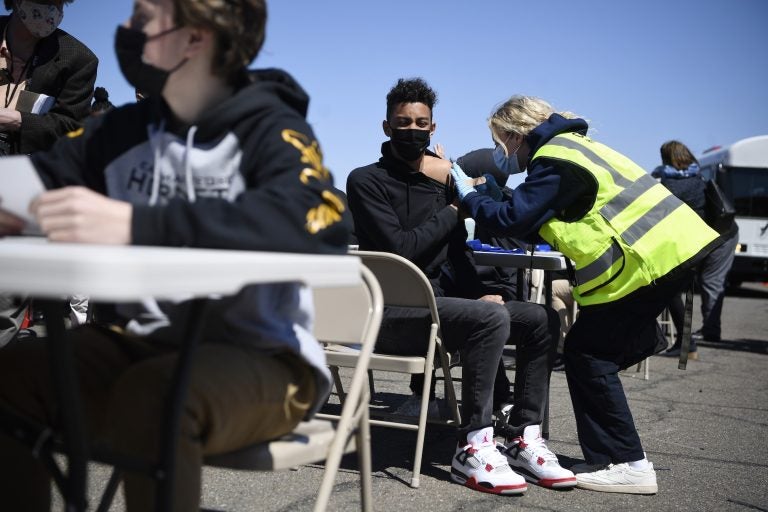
451, 95, 723, 494
0, 0, 350, 510
653, 140, 739, 351
0, 0, 97, 346
347, 78, 574, 495
0, 0, 96, 154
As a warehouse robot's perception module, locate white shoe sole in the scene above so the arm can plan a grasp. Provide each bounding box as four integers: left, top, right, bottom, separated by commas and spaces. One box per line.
450, 470, 528, 495
508, 464, 577, 489
576, 481, 658, 494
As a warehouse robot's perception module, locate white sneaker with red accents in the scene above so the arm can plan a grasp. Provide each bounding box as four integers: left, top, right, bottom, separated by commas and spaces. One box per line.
498, 425, 576, 489
451, 426, 527, 495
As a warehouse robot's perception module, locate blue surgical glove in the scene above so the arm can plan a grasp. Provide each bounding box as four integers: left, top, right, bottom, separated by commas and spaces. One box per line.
451, 162, 476, 199
475, 173, 503, 201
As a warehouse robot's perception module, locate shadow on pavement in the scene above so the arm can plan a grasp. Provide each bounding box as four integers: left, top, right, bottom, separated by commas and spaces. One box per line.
727, 283, 768, 299
697, 338, 768, 355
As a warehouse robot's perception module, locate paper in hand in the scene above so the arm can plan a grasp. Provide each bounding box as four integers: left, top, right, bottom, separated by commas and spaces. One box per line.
0, 155, 45, 233
16, 90, 55, 114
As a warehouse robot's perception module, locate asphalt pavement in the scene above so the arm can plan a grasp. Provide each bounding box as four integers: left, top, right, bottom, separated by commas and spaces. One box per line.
58, 283, 768, 511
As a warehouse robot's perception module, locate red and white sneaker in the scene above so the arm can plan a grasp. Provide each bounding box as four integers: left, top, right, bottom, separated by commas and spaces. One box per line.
498, 425, 577, 489
451, 427, 527, 495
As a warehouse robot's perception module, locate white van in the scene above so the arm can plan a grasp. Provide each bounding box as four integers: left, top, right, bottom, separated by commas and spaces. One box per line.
698, 135, 768, 285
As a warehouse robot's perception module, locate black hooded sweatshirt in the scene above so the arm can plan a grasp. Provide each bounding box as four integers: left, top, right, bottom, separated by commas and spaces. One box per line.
27, 68, 351, 412
347, 142, 477, 296
31, 68, 351, 254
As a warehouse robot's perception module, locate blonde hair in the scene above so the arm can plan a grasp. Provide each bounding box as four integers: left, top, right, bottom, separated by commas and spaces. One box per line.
173, 0, 266, 82
488, 95, 579, 144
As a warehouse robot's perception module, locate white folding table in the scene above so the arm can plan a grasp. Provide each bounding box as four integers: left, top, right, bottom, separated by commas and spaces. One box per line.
0, 236, 362, 512
472, 250, 567, 306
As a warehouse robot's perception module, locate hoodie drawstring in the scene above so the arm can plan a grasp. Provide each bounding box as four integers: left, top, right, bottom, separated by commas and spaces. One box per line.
147, 121, 198, 204
148, 120, 166, 206
184, 126, 198, 203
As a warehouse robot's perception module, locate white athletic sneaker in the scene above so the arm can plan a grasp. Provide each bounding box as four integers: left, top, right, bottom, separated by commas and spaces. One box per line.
451, 427, 527, 495
498, 425, 577, 489
393, 394, 439, 418
575, 462, 658, 494
569, 461, 609, 474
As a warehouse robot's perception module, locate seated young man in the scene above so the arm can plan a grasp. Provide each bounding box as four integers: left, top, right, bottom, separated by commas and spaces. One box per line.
0, 1, 349, 511
346, 77, 574, 494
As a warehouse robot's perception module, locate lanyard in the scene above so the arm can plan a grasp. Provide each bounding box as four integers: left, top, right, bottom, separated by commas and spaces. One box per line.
2, 23, 35, 110
3, 54, 31, 109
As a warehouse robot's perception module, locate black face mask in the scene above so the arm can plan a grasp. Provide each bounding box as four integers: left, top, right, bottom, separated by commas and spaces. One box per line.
114, 25, 187, 99
389, 128, 431, 161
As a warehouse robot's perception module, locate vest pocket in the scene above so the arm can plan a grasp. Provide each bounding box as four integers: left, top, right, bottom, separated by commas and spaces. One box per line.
577, 237, 625, 296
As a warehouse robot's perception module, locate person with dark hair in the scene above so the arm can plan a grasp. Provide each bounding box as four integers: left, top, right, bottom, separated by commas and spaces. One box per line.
651, 140, 707, 359
90, 86, 114, 116
347, 77, 574, 495
653, 140, 739, 351
0, 0, 97, 346
0, 0, 96, 154
451, 95, 723, 494
0, 0, 350, 510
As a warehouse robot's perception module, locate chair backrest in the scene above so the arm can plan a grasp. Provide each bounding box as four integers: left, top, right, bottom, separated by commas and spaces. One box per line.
349, 250, 440, 327
313, 280, 373, 346
341, 250, 459, 490
205, 262, 383, 512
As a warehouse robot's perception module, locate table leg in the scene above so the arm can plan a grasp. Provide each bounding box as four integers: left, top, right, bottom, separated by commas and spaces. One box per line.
544, 270, 553, 308
156, 298, 206, 512
40, 299, 88, 512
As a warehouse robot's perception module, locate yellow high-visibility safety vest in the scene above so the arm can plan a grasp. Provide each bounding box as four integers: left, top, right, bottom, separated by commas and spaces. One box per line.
535, 132, 719, 306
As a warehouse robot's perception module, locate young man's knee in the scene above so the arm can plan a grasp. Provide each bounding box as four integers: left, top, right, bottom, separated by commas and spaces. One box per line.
530, 304, 560, 337
515, 303, 559, 349
481, 302, 511, 330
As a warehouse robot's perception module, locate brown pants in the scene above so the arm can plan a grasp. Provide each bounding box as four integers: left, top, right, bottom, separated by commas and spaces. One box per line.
0, 325, 315, 511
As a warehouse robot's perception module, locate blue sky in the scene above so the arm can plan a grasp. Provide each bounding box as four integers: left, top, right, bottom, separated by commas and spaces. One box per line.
56, 0, 767, 191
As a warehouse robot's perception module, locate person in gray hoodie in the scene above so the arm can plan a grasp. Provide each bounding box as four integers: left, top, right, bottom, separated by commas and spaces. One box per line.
0, 0, 350, 510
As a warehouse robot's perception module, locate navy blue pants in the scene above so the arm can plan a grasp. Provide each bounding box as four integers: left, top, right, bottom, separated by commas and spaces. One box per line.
564, 272, 691, 464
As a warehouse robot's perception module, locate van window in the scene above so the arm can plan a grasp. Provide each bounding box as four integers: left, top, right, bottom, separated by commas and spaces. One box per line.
719, 167, 768, 217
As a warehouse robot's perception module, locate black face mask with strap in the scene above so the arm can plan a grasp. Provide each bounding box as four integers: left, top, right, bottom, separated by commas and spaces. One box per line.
389, 128, 431, 161
114, 25, 187, 98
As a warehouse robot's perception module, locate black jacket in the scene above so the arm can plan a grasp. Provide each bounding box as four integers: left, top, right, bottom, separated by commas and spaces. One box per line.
0, 16, 98, 154
347, 142, 482, 297
32, 67, 351, 253
28, 68, 350, 406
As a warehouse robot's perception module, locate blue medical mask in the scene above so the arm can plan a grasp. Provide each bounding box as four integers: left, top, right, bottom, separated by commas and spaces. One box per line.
493, 142, 523, 175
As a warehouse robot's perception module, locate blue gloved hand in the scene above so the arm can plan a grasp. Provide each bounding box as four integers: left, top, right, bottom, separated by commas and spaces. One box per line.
475, 173, 503, 201
451, 162, 476, 199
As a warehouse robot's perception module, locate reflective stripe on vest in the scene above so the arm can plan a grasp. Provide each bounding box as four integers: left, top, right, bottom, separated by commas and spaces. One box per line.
575, 238, 623, 286
534, 132, 719, 305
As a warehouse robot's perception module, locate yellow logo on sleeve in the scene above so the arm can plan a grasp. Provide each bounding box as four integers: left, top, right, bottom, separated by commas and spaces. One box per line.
66, 127, 85, 138
281, 129, 345, 234
306, 190, 345, 234
281, 129, 331, 184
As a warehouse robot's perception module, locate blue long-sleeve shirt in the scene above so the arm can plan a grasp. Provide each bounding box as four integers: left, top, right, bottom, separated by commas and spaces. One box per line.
462, 114, 595, 241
